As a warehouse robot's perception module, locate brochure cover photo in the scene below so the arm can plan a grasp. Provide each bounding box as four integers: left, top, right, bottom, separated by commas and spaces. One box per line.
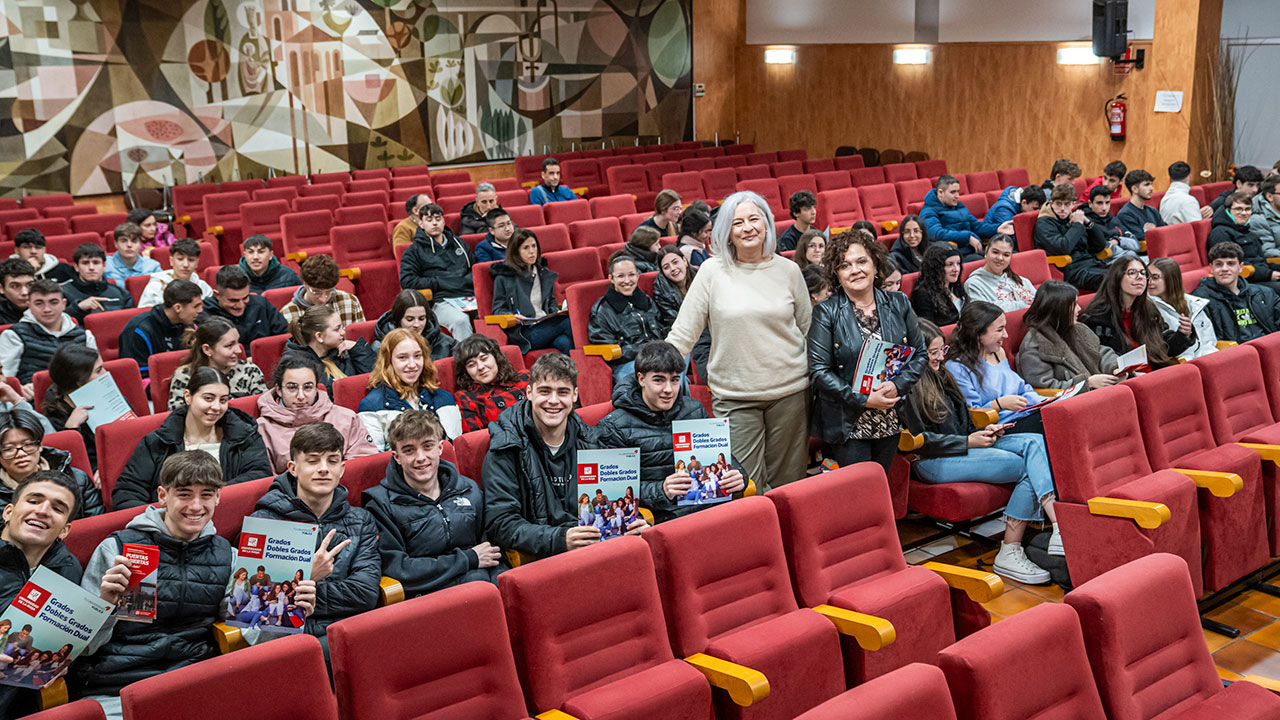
672, 418, 735, 507
116, 543, 159, 623
854, 339, 916, 394
226, 517, 318, 635
576, 448, 641, 541
0, 566, 114, 689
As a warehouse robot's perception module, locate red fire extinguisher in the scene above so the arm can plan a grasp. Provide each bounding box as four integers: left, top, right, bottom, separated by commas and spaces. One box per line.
1106, 94, 1127, 141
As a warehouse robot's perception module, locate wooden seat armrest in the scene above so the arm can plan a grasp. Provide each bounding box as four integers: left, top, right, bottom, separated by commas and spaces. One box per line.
1034, 388, 1060, 397
536, 711, 584, 720
1173, 469, 1243, 498
522, 180, 538, 189
1046, 255, 1073, 268
505, 548, 537, 567
37, 678, 68, 710
584, 344, 622, 361
898, 429, 923, 452
1241, 675, 1280, 694
1087, 497, 1171, 529
485, 314, 520, 329
924, 562, 1004, 603
1095, 247, 1113, 261
1216, 340, 1238, 349
743, 478, 758, 497
1240, 444, 1280, 463
285, 251, 308, 263
684, 653, 770, 707
970, 407, 998, 427
379, 576, 404, 606
213, 622, 248, 654
813, 605, 895, 651
339, 267, 361, 281
1139, 241, 1147, 252
417, 288, 433, 301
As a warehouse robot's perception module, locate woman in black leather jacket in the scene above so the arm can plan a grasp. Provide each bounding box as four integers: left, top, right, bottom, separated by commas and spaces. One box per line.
807, 229, 927, 472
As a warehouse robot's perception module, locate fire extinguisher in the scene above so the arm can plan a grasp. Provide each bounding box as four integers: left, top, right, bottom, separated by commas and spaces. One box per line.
1106, 94, 1127, 141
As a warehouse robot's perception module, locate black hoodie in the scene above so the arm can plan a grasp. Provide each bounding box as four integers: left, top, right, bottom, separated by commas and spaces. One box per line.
199, 294, 288, 346
60, 276, 135, 322
374, 309, 454, 361
0, 296, 23, 325
1191, 274, 1280, 343
238, 257, 301, 294
1206, 206, 1278, 283
118, 305, 189, 376
888, 236, 927, 275
399, 228, 474, 299
458, 200, 490, 236
587, 287, 663, 366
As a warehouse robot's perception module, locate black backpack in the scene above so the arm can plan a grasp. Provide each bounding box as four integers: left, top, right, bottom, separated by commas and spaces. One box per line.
1023, 529, 1072, 591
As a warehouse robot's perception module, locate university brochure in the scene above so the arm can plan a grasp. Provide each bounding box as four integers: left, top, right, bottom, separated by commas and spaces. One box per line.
225, 517, 317, 635
116, 543, 158, 623
0, 566, 114, 689
1115, 345, 1149, 375
67, 372, 136, 430
673, 418, 735, 507
1022, 381, 1086, 413
854, 339, 916, 394
576, 448, 641, 540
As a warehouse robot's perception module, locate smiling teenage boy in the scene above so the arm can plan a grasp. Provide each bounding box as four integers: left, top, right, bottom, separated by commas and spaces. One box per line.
61, 244, 136, 322
12, 229, 75, 284
103, 222, 161, 284
239, 235, 301, 294
0, 280, 97, 396
138, 238, 213, 308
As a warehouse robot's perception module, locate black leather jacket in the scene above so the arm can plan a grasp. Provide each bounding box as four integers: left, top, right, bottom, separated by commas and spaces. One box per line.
914, 380, 975, 458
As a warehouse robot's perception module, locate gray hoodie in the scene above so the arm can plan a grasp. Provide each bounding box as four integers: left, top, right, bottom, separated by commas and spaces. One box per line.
1251, 191, 1280, 258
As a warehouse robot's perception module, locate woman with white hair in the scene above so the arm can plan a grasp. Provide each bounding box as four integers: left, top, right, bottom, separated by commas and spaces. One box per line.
665, 191, 812, 490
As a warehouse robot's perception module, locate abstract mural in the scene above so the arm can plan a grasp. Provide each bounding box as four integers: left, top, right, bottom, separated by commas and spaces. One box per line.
0, 0, 693, 196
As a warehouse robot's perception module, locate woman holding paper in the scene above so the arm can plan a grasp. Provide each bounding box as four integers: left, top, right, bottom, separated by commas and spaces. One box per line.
1078, 257, 1193, 370
0, 408, 101, 516
41, 345, 99, 469
167, 318, 267, 410
807, 229, 927, 473
489, 229, 572, 353
1017, 281, 1121, 391
946, 302, 1046, 433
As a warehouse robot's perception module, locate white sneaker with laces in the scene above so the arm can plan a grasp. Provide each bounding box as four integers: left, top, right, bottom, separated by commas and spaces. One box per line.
993, 542, 1051, 584
1048, 524, 1064, 557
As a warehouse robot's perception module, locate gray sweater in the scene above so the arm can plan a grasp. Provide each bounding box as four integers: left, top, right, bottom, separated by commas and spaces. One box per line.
963, 268, 1037, 312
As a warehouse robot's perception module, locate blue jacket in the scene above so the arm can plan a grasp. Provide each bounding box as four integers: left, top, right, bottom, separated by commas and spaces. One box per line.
104, 253, 161, 283
358, 384, 457, 415
984, 186, 1022, 227
920, 189, 1000, 244
529, 184, 576, 205
474, 234, 507, 263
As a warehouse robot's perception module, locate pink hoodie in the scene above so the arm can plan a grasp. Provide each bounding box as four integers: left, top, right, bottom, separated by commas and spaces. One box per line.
256, 389, 379, 473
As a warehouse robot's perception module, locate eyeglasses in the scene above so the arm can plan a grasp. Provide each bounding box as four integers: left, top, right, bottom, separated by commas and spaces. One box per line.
1232, 206, 1254, 215
0, 441, 40, 460
282, 383, 317, 394
927, 344, 950, 358
1124, 269, 1150, 279
306, 286, 334, 302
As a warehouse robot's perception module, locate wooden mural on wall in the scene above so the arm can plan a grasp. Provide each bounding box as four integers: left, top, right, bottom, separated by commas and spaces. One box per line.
0, 0, 693, 196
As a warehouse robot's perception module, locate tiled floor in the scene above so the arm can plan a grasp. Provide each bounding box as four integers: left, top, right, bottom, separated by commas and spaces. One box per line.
897, 517, 1280, 683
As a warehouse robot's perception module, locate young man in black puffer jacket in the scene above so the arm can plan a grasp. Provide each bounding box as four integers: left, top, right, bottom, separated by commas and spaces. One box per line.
398, 203, 474, 341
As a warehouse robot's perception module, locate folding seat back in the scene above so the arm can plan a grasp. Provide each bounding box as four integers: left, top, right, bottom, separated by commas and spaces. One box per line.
735, 178, 784, 216
495, 189, 529, 208
292, 195, 336, 214
662, 171, 706, 201
334, 204, 387, 227
144, 349, 189, 413
71, 212, 128, 237
645, 161, 681, 190
172, 183, 219, 223
999, 307, 1029, 368
83, 307, 144, 363
569, 217, 625, 249
735, 164, 771, 182
714, 155, 747, 169
1127, 363, 1219, 469
524, 224, 572, 254
488, 177, 522, 192
567, 277, 613, 349
249, 333, 291, 380
280, 209, 335, 256
351, 168, 392, 181
391, 165, 431, 177
1144, 224, 1200, 271
546, 247, 604, 299
746, 151, 777, 166
619, 212, 652, 239
895, 178, 933, 210
65, 505, 148, 566
681, 157, 715, 173
1012, 210, 1038, 253
45, 429, 93, 476
438, 195, 471, 216
1190, 219, 1211, 264
216, 179, 262, 195
701, 168, 740, 201
561, 158, 602, 189
6, 217, 69, 241
472, 260, 497, 316
795, 663, 958, 720
1042, 384, 1155, 501
606, 164, 650, 196
777, 149, 806, 163
694, 146, 725, 159
500, 536, 711, 717
0, 209, 39, 241
505, 204, 544, 229
542, 198, 591, 226
938, 604, 1107, 720
241, 200, 291, 240
1192, 344, 1274, 443
834, 155, 866, 171
771, 160, 804, 177
814, 170, 852, 192
252, 186, 296, 203
631, 152, 663, 164
332, 222, 392, 265
338, 451, 393, 506
265, 175, 308, 189
587, 194, 636, 219
816, 188, 864, 230
202, 191, 251, 232
347, 179, 390, 195
342, 190, 389, 207
850, 167, 887, 187
882, 163, 917, 184
22, 193, 74, 212
45, 233, 99, 264
515, 155, 547, 185
451, 428, 490, 481
1188, 185, 1208, 207
96, 411, 169, 508
722, 143, 754, 156
1250, 332, 1280, 421
431, 171, 471, 187
310, 171, 351, 188
42, 205, 97, 221
997, 168, 1030, 188
1200, 180, 1233, 200
804, 158, 836, 174
434, 182, 476, 199
912, 159, 945, 178
298, 182, 344, 198
1008, 249, 1051, 287
391, 178, 433, 194
332, 373, 372, 412
858, 184, 902, 221
958, 193, 988, 218
963, 171, 1000, 194
575, 401, 613, 426
597, 156, 629, 173
777, 174, 818, 205
0, 199, 15, 212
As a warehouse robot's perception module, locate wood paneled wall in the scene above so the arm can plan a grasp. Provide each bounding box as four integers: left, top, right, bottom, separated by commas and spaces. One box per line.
693, 0, 743, 142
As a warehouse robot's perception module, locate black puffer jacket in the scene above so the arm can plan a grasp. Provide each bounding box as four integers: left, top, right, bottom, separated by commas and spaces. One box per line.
0, 447, 103, 518
363, 458, 493, 598
399, 228, 474, 299
490, 260, 561, 353
482, 399, 597, 558
113, 406, 273, 509
1034, 213, 1107, 265
374, 309, 454, 361
1206, 206, 1279, 282
1192, 275, 1280, 343
888, 236, 926, 274
251, 474, 380, 633
587, 288, 663, 366
807, 288, 928, 444
596, 376, 744, 522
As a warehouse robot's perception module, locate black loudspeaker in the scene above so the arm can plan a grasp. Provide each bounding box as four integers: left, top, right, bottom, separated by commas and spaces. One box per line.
1093, 0, 1129, 60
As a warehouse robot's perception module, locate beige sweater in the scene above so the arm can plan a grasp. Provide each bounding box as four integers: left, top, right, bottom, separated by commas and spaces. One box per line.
666, 255, 812, 401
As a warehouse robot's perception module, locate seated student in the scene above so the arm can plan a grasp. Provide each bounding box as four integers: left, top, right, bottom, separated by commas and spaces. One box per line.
639, 190, 683, 238
0, 259, 33, 325
167, 318, 266, 410
910, 243, 967, 326
1148, 257, 1218, 359
793, 228, 826, 271
118, 279, 203, 378
251, 422, 380, 636
239, 234, 301, 293
622, 225, 662, 273
1161, 161, 1213, 224
888, 214, 930, 274
0, 471, 84, 718
1078, 160, 1127, 202
61, 243, 135, 321
1040, 158, 1082, 191
1207, 191, 1280, 293
945, 302, 1045, 434
43, 345, 102, 470
964, 236, 1036, 312
484, 354, 646, 558
12, 229, 74, 283
490, 229, 572, 353
473, 208, 515, 263
802, 264, 831, 306
1016, 280, 1120, 391
256, 355, 376, 474
200, 266, 288, 346
1211, 164, 1263, 211
138, 238, 212, 308
392, 193, 431, 252
363, 409, 498, 596
1082, 185, 1140, 263
1253, 176, 1280, 257
1114, 169, 1165, 243
588, 253, 664, 383
281, 254, 366, 328
358, 329, 461, 447
374, 288, 454, 360
882, 258, 902, 293
1034, 183, 1108, 291
983, 184, 1046, 227
103, 222, 161, 283
282, 305, 376, 393
596, 341, 746, 523
113, 367, 271, 509
0, 280, 97, 392
1079, 258, 1193, 368
911, 319, 1062, 582
399, 203, 474, 341
126, 207, 176, 250
676, 208, 712, 267
452, 334, 529, 433
460, 182, 499, 236
1192, 241, 1280, 343
0, 408, 100, 517
778, 191, 817, 252
80, 451, 315, 716
920, 175, 1014, 259
528, 158, 577, 205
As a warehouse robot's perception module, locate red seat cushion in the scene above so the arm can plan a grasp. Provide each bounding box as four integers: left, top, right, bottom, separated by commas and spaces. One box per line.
562, 660, 712, 720
795, 663, 957, 720
826, 565, 954, 682
1169, 681, 1280, 720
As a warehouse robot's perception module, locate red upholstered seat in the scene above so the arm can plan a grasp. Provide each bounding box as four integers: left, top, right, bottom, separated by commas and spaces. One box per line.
777, 174, 818, 205
338, 451, 392, 506
172, 183, 219, 233
505, 204, 544, 229
24, 193, 75, 213
703, 168, 741, 201
499, 536, 713, 719
342, 190, 389, 207
894, 178, 932, 210
6, 217, 70, 240
524, 224, 572, 254
606, 165, 650, 197
958, 193, 988, 218
858, 184, 902, 223
310, 171, 351, 188
42, 205, 97, 221
882, 163, 917, 184
25, 700, 107, 720
588, 194, 637, 219
663, 171, 707, 201
715, 155, 747, 169
96, 411, 169, 509
331, 222, 392, 265
939, 603, 1106, 720
1042, 384, 1204, 594
681, 158, 715, 173
298, 182, 344, 198
64, 505, 148, 566
1249, 332, 1280, 421
834, 155, 865, 171
915, 159, 947, 178
346, 178, 390, 195
1009, 248, 1051, 287
542, 198, 591, 226
1145, 224, 1202, 272
735, 165, 770, 182
795, 663, 957, 720
351, 168, 392, 182
249, 332, 290, 380
83, 307, 145, 362
265, 175, 308, 189
768, 464, 969, 684
850, 167, 886, 187
561, 159, 608, 198
907, 479, 1013, 523
241, 200, 290, 243
293, 195, 336, 214
451, 428, 490, 482
770, 160, 804, 178
998, 168, 1031, 188
332, 373, 371, 412
575, 401, 613, 426
645, 161, 681, 190
777, 149, 806, 163
814, 171, 851, 192
1012, 210, 1039, 253
644, 496, 845, 719
736, 179, 784, 217
746, 151, 777, 165
545, 247, 605, 299
141, 349, 188, 412
570, 217, 625, 249
71, 212, 128, 237
122, 634, 336, 720
964, 171, 1001, 194
280, 209, 335, 256
816, 188, 864, 231
431, 171, 471, 188
804, 159, 835, 174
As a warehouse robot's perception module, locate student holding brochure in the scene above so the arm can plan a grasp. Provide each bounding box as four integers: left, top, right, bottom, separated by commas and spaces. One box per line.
575, 448, 641, 541
43, 345, 105, 472
1078, 257, 1193, 370
945, 302, 1047, 433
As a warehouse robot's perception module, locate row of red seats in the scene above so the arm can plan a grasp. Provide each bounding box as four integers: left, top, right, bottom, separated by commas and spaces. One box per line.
512, 141, 756, 184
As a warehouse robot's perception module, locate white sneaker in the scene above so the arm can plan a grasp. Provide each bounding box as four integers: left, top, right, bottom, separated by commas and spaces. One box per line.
1048, 525, 1065, 557
993, 542, 1051, 584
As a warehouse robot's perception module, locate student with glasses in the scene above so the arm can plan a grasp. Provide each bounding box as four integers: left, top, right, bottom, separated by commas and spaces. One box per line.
281, 254, 367, 328
1078, 258, 1193, 369
256, 355, 377, 474
0, 408, 100, 517
1207, 191, 1280, 294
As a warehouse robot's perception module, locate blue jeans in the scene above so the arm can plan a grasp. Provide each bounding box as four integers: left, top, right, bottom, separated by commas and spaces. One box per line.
525, 315, 573, 353
913, 433, 1055, 521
